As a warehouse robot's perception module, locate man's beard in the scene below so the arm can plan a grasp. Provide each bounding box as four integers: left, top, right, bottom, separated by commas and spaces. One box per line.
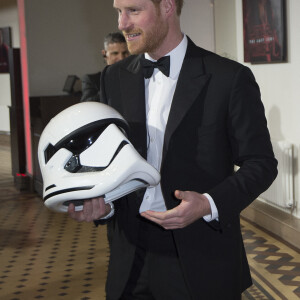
124, 18, 168, 55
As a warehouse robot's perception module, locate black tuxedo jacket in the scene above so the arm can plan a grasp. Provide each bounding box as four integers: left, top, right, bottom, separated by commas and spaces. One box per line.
99, 37, 277, 299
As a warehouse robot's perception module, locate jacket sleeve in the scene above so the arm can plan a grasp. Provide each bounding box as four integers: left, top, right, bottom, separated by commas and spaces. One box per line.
207, 66, 278, 228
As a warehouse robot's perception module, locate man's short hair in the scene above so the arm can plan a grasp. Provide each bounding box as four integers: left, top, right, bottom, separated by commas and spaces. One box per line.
104, 32, 126, 49
151, 0, 184, 16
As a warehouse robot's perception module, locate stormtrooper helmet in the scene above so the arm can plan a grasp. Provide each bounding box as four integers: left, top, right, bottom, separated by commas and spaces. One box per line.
38, 102, 160, 213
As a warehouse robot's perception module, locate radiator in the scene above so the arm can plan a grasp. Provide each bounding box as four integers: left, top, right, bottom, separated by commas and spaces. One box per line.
258, 140, 294, 209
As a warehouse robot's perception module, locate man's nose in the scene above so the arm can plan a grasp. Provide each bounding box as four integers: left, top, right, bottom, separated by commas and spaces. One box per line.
118, 13, 130, 31
115, 54, 123, 62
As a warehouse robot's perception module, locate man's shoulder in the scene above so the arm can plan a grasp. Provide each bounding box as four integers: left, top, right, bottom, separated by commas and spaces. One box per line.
110, 54, 140, 70
185, 39, 249, 84
102, 55, 141, 80
187, 36, 245, 72
200, 48, 246, 77
82, 71, 101, 82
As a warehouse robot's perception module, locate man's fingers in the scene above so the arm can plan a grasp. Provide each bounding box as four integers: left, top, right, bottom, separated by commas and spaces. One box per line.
141, 206, 182, 226
142, 207, 179, 220
90, 198, 105, 220
67, 197, 106, 222
141, 209, 186, 229
68, 202, 76, 217
83, 200, 92, 219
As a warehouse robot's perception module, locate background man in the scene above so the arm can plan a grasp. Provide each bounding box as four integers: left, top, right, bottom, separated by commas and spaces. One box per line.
69, 0, 278, 299
80, 31, 129, 102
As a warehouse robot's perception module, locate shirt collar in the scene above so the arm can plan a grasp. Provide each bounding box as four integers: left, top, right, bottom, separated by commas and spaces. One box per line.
145, 34, 187, 79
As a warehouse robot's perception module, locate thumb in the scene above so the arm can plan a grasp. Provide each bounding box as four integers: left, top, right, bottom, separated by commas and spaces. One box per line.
174, 190, 184, 200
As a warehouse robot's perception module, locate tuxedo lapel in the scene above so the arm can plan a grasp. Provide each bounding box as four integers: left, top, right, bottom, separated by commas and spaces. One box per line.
119, 55, 146, 123
163, 40, 211, 159
119, 55, 148, 157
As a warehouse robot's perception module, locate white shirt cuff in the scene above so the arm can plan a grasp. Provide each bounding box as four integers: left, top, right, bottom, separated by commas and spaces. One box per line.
98, 202, 115, 220
203, 193, 219, 222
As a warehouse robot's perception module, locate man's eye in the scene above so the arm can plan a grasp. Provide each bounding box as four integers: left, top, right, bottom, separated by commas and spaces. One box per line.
129, 8, 139, 14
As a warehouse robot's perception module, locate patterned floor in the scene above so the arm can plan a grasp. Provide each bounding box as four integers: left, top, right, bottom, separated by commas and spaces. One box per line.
241, 219, 300, 299
0, 135, 300, 300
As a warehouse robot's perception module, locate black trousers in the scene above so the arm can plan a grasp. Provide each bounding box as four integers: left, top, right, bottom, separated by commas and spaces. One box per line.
117, 219, 192, 300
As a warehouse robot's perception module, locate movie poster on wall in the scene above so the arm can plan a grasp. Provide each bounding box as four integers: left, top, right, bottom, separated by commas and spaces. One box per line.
242, 0, 286, 63
0, 27, 12, 73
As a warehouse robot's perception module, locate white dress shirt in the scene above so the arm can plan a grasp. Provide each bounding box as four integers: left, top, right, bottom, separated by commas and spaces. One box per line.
139, 35, 218, 222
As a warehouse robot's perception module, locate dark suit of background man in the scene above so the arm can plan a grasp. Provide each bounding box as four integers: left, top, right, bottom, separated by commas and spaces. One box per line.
69, 0, 278, 299
0, 29, 9, 73
80, 32, 129, 102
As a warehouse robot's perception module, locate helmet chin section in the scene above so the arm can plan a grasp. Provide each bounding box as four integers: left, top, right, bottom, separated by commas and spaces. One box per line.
45, 179, 147, 213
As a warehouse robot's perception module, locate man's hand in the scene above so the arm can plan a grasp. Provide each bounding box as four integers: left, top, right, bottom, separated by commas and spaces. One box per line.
140, 190, 212, 229
68, 197, 110, 222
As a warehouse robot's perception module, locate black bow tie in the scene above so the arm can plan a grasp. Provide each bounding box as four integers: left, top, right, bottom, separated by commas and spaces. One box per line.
140, 56, 170, 78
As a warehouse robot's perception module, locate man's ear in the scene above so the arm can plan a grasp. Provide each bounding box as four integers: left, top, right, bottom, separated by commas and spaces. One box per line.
102, 49, 107, 58
162, 0, 176, 17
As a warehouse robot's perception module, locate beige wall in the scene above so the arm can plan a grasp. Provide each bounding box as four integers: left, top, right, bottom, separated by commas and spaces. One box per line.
214, 0, 237, 60
180, 0, 215, 52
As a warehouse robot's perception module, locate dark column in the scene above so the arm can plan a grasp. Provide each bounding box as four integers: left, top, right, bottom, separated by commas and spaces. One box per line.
8, 48, 30, 190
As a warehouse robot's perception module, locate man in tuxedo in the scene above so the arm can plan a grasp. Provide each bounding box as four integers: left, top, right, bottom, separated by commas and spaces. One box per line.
69, 0, 278, 299
80, 32, 129, 102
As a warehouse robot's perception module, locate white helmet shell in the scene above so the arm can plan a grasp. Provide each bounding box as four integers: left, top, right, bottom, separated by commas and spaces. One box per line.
38, 102, 160, 213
